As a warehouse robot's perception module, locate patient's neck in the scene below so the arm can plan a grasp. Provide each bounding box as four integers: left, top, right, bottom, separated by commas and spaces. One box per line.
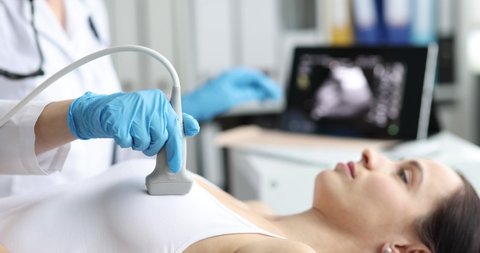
268, 208, 372, 252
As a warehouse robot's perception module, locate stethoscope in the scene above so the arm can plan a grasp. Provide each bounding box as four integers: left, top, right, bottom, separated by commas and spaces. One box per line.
0, 0, 100, 80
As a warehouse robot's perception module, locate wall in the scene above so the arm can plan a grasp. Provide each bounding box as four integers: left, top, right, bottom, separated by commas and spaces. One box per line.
104, 0, 195, 93
435, 0, 478, 143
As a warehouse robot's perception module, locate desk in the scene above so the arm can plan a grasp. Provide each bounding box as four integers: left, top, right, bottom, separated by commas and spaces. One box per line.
216, 126, 480, 215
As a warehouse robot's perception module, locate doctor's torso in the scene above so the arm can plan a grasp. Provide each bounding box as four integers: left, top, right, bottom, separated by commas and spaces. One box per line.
0, 0, 121, 196
0, 0, 120, 99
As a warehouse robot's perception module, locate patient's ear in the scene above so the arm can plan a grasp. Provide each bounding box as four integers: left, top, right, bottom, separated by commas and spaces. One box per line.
380, 242, 432, 253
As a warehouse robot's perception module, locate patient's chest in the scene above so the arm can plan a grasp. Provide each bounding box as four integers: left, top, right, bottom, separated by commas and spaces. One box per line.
0, 159, 280, 253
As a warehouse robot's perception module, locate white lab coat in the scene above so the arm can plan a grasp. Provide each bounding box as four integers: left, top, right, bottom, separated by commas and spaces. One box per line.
0, 0, 121, 196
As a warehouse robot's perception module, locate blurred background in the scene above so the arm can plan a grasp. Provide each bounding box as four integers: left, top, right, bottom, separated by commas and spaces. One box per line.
103, 0, 480, 184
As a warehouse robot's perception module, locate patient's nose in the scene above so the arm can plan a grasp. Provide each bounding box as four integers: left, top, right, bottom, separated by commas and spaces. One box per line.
361, 148, 389, 171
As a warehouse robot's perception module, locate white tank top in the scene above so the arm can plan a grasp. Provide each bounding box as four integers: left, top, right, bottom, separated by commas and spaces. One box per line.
0, 159, 280, 253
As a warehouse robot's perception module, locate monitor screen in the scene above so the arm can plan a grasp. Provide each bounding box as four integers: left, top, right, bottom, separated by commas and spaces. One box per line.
281, 45, 438, 140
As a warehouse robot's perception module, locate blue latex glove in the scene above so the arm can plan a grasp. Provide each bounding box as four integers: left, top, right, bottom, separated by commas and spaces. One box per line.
182, 67, 282, 121
67, 90, 200, 173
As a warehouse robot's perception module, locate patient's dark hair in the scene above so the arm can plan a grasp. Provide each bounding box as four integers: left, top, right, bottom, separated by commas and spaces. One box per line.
416, 173, 480, 253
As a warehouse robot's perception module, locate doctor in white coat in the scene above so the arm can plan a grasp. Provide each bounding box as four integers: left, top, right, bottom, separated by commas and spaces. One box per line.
0, 0, 282, 196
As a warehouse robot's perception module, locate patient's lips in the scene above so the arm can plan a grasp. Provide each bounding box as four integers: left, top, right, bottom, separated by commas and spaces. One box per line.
335, 162, 355, 179
347, 161, 356, 178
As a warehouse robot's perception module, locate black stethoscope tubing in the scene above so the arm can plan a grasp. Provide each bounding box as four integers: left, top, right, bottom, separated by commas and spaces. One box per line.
0, 0, 44, 80
0, 0, 100, 80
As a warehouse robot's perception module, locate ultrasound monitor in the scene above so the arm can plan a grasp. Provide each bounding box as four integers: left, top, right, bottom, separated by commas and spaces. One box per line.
280, 45, 438, 140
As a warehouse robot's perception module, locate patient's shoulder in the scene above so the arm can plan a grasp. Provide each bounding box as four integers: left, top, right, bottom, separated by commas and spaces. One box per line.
235, 238, 316, 253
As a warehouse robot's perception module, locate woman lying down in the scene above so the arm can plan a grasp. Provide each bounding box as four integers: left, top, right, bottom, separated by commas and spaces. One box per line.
0, 149, 479, 253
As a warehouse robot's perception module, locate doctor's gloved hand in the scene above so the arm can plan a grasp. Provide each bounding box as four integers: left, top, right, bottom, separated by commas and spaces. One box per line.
67, 90, 200, 172
182, 67, 282, 122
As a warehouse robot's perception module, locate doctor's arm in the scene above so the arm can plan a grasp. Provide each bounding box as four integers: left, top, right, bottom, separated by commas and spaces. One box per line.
34, 100, 75, 155
182, 67, 282, 122
33, 90, 199, 172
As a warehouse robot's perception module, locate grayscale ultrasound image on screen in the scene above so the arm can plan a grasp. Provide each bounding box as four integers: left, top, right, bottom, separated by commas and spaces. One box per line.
281, 47, 428, 139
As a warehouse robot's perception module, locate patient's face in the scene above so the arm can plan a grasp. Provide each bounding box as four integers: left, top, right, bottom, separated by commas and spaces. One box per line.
313, 148, 463, 238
